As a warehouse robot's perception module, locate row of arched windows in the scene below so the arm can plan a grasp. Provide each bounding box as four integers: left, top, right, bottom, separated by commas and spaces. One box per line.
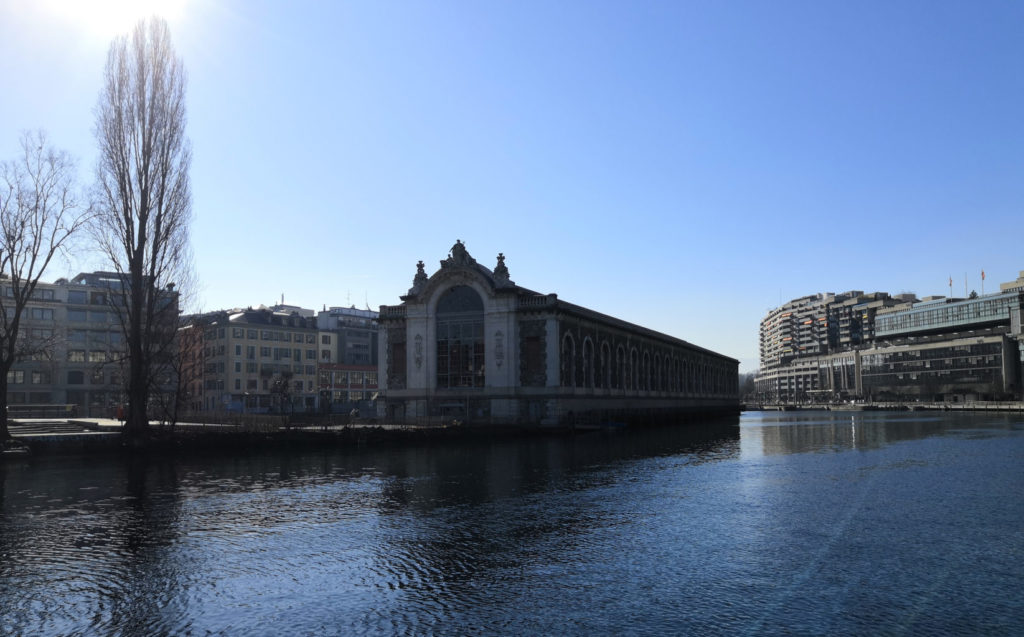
560, 331, 736, 396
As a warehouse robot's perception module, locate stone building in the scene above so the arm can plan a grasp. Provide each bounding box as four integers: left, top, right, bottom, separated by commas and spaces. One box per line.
182, 307, 320, 413
377, 241, 739, 426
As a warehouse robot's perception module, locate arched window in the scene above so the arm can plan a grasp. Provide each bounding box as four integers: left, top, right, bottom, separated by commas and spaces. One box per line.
561, 332, 576, 388
615, 345, 625, 390
436, 286, 484, 388
582, 338, 594, 388
599, 341, 611, 389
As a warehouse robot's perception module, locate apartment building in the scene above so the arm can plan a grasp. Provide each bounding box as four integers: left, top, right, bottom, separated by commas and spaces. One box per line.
757, 291, 905, 401
182, 304, 380, 414
755, 275, 1024, 403
186, 307, 319, 413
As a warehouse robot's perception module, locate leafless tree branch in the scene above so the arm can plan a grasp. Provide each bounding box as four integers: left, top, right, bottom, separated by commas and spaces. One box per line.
0, 131, 91, 442
92, 17, 194, 443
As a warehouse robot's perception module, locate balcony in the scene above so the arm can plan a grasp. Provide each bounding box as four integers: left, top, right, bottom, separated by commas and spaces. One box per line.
380, 305, 406, 319
517, 294, 558, 309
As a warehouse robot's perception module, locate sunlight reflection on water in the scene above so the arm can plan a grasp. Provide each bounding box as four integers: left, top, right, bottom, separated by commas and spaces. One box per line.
2, 412, 1022, 635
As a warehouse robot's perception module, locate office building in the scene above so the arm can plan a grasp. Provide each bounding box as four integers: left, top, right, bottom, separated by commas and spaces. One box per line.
755, 273, 1024, 402
5, 271, 178, 417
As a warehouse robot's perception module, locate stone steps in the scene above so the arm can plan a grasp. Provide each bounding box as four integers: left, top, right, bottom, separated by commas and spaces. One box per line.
8, 420, 96, 435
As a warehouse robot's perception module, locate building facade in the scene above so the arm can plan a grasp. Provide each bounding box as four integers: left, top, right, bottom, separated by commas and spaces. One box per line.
185, 307, 320, 413
316, 363, 378, 413
755, 277, 1024, 403
316, 306, 378, 366
181, 304, 381, 415
377, 241, 738, 426
4, 271, 178, 417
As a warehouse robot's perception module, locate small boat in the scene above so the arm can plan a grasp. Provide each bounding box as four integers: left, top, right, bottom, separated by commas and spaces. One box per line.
1, 444, 31, 458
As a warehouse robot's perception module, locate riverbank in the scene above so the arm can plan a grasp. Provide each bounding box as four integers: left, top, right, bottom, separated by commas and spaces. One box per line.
746, 401, 1024, 412
1, 418, 485, 456
3, 416, 740, 458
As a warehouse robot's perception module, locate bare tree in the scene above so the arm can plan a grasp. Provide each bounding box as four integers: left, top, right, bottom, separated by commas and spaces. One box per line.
93, 17, 193, 444
0, 131, 90, 445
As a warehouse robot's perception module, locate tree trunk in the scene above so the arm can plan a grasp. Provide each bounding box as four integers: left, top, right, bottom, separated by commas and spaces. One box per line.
0, 372, 9, 443
124, 269, 149, 443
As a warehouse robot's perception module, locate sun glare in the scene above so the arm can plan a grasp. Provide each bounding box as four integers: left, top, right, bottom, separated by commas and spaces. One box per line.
41, 0, 189, 40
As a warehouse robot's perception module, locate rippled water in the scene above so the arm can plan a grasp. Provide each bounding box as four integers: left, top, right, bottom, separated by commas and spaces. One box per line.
2, 411, 1023, 635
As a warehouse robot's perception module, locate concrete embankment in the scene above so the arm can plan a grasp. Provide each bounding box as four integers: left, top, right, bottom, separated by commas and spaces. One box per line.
746, 402, 1024, 413
3, 414, 743, 457
2, 418, 579, 457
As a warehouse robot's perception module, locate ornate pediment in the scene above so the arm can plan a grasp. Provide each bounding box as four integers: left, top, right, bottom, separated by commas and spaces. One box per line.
440, 239, 476, 269
402, 241, 517, 303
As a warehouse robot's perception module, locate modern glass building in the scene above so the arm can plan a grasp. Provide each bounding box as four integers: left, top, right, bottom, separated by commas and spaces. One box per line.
875, 292, 1023, 338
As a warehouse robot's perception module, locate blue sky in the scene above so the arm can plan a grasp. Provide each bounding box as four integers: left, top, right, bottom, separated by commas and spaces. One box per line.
2, 0, 1022, 371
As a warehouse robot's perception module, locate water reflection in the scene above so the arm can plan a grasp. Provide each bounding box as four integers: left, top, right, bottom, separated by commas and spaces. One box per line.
3, 412, 1022, 635
0, 419, 739, 635
0, 455, 188, 635
741, 409, 1023, 457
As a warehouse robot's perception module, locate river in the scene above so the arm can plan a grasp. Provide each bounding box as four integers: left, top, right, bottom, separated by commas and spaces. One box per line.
1, 410, 1022, 635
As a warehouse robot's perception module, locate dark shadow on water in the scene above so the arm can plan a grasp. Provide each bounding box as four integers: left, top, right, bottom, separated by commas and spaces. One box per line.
0, 453, 190, 636
0, 419, 740, 635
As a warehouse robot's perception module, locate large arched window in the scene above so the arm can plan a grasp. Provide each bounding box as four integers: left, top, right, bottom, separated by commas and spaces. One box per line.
600, 341, 611, 389
629, 348, 639, 391
436, 286, 485, 388
561, 332, 576, 388
582, 337, 594, 389
654, 353, 662, 391
615, 345, 625, 390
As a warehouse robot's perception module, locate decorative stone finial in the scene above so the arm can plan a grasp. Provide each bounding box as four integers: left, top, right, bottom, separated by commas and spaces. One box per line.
494, 252, 509, 278
408, 260, 428, 296
493, 252, 514, 287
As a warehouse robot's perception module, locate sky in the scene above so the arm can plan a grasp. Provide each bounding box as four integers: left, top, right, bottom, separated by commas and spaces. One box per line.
1, 0, 1022, 372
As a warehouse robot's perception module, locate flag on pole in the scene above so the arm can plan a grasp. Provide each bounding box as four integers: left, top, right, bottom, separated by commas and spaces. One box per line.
981, 270, 986, 281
